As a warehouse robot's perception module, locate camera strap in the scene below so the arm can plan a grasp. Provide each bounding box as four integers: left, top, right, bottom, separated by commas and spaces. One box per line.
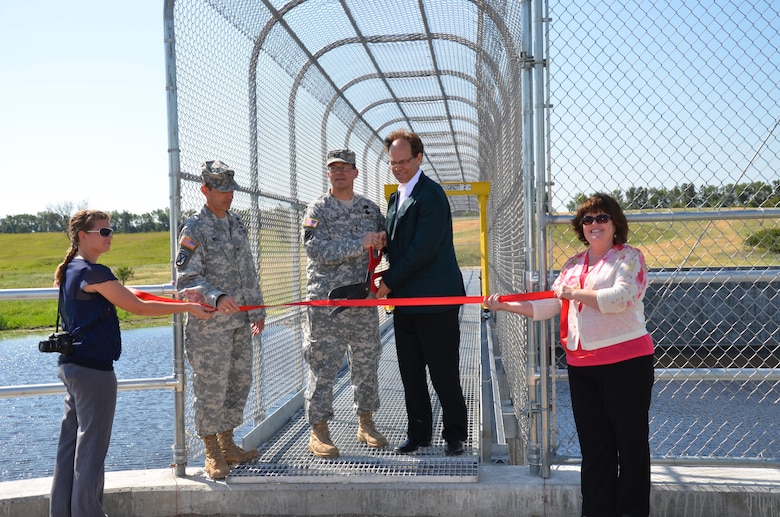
55, 285, 65, 333
55, 284, 114, 341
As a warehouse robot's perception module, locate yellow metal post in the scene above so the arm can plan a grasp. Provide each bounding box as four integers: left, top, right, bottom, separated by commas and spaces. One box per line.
384, 181, 491, 298
477, 187, 489, 298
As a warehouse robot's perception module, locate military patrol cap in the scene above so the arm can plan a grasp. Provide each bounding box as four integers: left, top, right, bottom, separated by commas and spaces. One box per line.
201, 160, 240, 192
326, 149, 356, 166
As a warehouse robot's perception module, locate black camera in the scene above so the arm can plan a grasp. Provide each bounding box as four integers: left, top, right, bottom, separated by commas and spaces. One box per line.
38, 331, 74, 355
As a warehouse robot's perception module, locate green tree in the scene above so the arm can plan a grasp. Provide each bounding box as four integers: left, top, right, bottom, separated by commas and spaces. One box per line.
625, 186, 648, 210
566, 193, 588, 212
114, 266, 135, 285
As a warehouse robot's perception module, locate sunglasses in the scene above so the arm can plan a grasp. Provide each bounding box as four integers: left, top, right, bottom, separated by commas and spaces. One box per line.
86, 227, 114, 237
580, 214, 611, 225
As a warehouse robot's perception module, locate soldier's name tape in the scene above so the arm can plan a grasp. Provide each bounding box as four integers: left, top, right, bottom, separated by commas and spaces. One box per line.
129, 288, 554, 310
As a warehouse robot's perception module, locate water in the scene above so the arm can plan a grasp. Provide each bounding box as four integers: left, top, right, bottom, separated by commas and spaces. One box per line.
0, 327, 178, 481
3, 326, 777, 482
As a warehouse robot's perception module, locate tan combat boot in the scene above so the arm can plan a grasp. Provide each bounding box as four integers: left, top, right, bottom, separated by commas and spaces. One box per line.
217, 429, 260, 466
202, 434, 230, 479
356, 413, 388, 448
309, 422, 339, 458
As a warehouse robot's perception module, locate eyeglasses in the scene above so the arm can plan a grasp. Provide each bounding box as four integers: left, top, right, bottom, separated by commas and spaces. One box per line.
327, 164, 354, 173
388, 156, 416, 167
580, 214, 611, 226
86, 227, 114, 237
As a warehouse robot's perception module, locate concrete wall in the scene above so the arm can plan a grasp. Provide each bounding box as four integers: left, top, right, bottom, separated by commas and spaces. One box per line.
3, 465, 779, 517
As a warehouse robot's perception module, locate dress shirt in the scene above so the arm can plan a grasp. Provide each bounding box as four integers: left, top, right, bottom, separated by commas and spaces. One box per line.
396, 169, 422, 207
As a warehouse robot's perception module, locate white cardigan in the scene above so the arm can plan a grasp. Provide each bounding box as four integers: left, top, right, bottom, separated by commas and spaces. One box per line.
532, 244, 650, 352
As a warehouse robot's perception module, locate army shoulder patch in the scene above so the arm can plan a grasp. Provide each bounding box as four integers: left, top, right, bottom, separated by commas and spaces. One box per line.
176, 235, 198, 267
303, 217, 319, 228
179, 235, 198, 251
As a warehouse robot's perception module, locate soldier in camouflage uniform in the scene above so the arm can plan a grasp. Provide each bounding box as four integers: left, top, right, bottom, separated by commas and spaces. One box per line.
302, 148, 388, 458
175, 160, 267, 479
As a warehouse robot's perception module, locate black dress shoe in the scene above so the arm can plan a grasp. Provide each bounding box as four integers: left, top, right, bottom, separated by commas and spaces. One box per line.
394, 438, 432, 454
444, 440, 464, 456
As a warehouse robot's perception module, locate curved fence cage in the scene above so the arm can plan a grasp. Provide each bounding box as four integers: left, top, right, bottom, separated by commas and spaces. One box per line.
167, 0, 779, 469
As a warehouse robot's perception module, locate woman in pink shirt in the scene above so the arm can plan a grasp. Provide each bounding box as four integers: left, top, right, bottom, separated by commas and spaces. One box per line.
485, 193, 653, 517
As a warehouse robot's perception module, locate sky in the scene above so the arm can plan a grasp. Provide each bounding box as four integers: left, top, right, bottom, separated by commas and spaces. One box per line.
2, 1, 775, 219
0, 1, 168, 218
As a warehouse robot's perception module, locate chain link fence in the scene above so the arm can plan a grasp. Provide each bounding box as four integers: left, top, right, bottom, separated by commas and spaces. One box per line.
167, 0, 779, 470
166, 0, 403, 462
493, 0, 780, 468
548, 0, 780, 465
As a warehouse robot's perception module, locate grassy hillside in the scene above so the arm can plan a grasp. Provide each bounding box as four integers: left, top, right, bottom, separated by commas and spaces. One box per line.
452, 217, 482, 267
1, 215, 776, 332
0, 232, 172, 332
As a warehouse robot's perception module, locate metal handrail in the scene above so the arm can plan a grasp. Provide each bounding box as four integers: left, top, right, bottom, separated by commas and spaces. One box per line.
0, 284, 176, 301
0, 283, 183, 399
0, 376, 180, 398
546, 208, 780, 225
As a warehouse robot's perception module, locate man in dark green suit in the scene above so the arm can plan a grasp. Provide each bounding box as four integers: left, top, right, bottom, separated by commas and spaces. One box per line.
376, 129, 468, 456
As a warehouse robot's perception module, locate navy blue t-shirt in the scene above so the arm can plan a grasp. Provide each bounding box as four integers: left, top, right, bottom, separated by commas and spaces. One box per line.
58, 258, 122, 371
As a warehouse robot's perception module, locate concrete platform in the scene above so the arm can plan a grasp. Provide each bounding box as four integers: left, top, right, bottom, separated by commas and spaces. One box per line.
2, 464, 779, 516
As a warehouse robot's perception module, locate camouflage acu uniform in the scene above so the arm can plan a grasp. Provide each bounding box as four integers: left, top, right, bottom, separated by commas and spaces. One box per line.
302, 191, 386, 424
175, 205, 266, 437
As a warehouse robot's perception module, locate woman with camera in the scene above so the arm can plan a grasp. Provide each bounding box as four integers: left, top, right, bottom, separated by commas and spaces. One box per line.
49, 209, 213, 517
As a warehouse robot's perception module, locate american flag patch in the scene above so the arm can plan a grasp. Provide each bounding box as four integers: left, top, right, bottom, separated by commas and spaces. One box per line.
303, 217, 319, 228
179, 235, 198, 251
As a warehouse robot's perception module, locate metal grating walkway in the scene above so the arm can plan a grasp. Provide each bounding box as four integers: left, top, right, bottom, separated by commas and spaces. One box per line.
229, 269, 483, 483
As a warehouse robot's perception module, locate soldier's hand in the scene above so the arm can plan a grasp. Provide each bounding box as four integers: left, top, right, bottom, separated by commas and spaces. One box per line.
216, 294, 240, 315
362, 232, 384, 251
251, 318, 265, 336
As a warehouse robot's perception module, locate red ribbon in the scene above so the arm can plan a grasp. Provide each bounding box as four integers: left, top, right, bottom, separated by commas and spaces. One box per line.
560, 299, 569, 348
560, 254, 596, 358
129, 287, 555, 310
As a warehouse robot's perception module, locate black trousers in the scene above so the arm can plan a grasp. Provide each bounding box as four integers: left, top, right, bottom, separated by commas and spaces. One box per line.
568, 354, 654, 517
393, 308, 468, 443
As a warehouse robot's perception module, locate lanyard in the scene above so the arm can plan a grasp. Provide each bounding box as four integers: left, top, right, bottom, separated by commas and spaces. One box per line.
560, 253, 595, 358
